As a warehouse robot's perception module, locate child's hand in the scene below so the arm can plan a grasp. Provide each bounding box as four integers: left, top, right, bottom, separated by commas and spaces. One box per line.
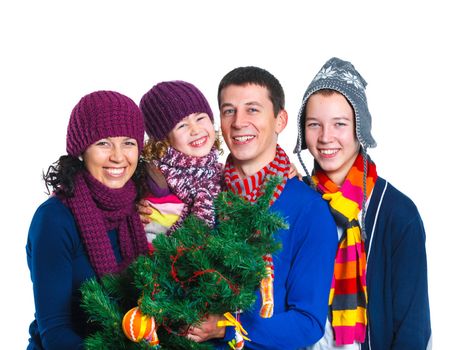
288, 163, 303, 180
137, 199, 153, 225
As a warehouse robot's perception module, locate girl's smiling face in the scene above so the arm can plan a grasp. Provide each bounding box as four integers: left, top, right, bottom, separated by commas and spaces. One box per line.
168, 112, 216, 157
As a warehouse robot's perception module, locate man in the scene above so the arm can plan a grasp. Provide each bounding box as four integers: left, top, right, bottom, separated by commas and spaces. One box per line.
187, 66, 338, 349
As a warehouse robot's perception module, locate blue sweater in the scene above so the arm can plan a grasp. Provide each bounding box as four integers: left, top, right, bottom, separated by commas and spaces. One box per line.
362, 177, 431, 350
215, 178, 338, 349
26, 196, 123, 350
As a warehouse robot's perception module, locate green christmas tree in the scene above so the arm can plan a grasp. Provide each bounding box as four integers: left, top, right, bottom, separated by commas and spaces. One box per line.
81, 177, 287, 349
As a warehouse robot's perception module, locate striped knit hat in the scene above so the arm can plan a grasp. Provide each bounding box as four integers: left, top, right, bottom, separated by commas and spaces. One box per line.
139, 80, 213, 141
66, 90, 144, 156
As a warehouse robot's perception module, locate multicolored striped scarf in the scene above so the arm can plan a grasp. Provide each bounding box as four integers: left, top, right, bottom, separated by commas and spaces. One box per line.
224, 144, 290, 318
312, 152, 377, 345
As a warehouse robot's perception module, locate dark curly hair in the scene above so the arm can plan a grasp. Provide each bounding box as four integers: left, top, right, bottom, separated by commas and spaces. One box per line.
43, 155, 149, 201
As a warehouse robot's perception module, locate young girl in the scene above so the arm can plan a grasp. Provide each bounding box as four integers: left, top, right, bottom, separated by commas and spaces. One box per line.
139, 80, 223, 245
295, 57, 431, 350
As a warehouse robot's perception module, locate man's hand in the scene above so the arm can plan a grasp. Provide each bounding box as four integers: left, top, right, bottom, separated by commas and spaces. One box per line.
137, 199, 153, 225
186, 314, 226, 342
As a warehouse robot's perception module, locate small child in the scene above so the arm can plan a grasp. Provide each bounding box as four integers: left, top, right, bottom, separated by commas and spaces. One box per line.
139, 80, 223, 245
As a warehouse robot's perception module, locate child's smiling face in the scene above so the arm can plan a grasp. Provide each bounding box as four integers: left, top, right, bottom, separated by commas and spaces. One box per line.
168, 112, 216, 157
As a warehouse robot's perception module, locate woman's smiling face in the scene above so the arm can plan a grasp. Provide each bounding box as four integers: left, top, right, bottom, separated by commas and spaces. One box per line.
83, 136, 139, 188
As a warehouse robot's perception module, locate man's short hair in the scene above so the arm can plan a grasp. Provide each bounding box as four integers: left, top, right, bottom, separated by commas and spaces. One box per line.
218, 66, 285, 116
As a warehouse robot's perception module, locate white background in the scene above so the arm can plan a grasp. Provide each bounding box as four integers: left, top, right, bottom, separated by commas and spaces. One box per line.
1, 1, 446, 347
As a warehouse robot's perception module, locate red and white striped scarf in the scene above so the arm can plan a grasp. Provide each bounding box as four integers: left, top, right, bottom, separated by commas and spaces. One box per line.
224, 144, 290, 318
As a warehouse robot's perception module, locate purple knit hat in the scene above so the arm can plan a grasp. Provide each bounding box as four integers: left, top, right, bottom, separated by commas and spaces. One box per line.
66, 90, 145, 156
139, 80, 213, 141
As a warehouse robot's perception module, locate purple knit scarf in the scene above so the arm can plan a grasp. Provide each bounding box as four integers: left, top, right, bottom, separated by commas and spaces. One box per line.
65, 170, 148, 277
154, 146, 223, 231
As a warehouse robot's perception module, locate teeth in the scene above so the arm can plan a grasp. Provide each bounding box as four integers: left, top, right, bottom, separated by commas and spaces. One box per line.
106, 168, 125, 175
191, 137, 206, 146
234, 136, 254, 142
320, 149, 337, 155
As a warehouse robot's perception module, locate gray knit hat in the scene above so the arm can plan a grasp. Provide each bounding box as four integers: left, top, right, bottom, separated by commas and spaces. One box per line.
294, 57, 376, 154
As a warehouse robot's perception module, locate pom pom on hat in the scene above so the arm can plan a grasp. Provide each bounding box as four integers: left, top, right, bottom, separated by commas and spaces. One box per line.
66, 90, 144, 156
139, 80, 213, 141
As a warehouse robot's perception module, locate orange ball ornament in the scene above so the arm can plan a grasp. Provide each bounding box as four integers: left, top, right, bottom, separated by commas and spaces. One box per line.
122, 306, 157, 343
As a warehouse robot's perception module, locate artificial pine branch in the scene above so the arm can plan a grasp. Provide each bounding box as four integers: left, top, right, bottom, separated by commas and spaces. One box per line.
80, 278, 122, 328
81, 176, 288, 349
81, 278, 149, 349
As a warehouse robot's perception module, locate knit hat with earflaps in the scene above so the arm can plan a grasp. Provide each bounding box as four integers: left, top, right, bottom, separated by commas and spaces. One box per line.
294, 57, 376, 154
294, 57, 376, 239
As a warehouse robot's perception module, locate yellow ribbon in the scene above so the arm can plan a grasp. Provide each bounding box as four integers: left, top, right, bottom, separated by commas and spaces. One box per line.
217, 312, 251, 342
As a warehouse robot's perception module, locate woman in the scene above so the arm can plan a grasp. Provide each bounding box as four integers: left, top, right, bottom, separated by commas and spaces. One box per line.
294, 57, 431, 349
26, 90, 149, 349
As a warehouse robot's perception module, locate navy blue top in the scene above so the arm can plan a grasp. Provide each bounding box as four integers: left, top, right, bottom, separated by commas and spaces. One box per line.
26, 196, 122, 350
362, 177, 431, 349
214, 178, 338, 349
